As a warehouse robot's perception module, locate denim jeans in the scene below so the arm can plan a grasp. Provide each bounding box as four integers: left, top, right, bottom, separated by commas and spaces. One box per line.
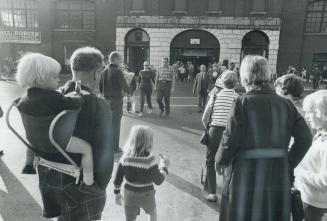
204, 126, 225, 194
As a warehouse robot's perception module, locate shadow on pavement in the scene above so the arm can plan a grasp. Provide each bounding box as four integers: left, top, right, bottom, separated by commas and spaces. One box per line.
166, 172, 220, 212
0, 158, 48, 221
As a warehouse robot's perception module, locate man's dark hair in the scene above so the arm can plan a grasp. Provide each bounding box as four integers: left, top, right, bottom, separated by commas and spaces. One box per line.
70, 47, 103, 72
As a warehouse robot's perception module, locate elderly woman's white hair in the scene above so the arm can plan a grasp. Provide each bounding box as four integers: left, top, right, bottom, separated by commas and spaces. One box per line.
303, 90, 327, 121
240, 55, 271, 88
16, 53, 61, 89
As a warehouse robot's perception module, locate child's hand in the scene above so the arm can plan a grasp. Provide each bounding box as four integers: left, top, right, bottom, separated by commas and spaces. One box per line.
159, 154, 170, 168
115, 193, 123, 206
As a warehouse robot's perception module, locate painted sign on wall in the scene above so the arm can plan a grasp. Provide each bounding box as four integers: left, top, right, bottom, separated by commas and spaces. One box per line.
0, 29, 41, 44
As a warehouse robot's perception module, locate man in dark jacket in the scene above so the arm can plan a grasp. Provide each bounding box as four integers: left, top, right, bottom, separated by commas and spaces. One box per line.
24, 47, 114, 221
193, 65, 211, 113
100, 51, 133, 152
216, 55, 312, 221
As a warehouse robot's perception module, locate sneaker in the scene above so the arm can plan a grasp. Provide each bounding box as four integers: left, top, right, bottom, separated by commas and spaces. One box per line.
205, 194, 217, 202
148, 109, 153, 114
22, 165, 36, 174
79, 182, 104, 195
138, 113, 144, 117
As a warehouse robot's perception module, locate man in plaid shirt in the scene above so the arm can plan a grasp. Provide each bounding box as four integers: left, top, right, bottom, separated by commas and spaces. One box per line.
154, 57, 175, 116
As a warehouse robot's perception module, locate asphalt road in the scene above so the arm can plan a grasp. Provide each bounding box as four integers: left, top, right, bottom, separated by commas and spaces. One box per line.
0, 79, 221, 221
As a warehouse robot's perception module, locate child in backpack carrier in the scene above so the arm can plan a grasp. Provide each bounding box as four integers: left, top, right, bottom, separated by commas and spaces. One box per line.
16, 53, 102, 195
114, 125, 170, 221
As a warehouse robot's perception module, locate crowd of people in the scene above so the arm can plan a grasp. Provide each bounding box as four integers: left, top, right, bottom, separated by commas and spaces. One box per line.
1, 46, 327, 221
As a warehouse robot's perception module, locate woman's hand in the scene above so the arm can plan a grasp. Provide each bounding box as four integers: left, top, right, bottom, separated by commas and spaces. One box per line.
115, 193, 123, 206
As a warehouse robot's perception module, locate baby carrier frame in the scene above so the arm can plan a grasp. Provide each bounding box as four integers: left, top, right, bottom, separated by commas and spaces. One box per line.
6, 98, 81, 184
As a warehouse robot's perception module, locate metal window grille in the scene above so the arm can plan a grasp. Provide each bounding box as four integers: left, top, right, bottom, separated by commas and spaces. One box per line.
54, 0, 95, 30
0, 0, 38, 28
305, 0, 327, 33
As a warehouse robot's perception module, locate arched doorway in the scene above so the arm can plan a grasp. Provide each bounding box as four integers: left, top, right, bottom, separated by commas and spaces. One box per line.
124, 28, 150, 74
241, 30, 269, 59
170, 29, 220, 67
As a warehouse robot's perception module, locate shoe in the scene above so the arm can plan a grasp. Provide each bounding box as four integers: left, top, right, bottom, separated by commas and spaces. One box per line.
160, 110, 164, 117
165, 112, 170, 117
22, 165, 36, 174
148, 109, 153, 114
79, 182, 104, 195
138, 113, 144, 117
198, 109, 203, 113
205, 194, 217, 202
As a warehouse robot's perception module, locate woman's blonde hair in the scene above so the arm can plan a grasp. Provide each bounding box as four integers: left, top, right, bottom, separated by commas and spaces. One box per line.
240, 55, 271, 87
16, 53, 61, 89
123, 125, 154, 157
303, 90, 327, 121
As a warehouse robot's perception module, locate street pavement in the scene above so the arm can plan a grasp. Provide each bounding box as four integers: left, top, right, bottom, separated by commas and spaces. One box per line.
0, 77, 318, 221
0, 79, 221, 221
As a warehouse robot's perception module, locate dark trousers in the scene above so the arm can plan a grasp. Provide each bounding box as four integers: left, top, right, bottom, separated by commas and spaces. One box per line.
198, 91, 208, 111
204, 126, 225, 194
303, 203, 327, 221
313, 79, 319, 89
140, 87, 153, 113
106, 98, 123, 151
156, 88, 171, 115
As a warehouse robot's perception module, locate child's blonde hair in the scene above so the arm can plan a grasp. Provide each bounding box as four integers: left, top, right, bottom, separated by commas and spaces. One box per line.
303, 90, 327, 121
16, 53, 61, 89
123, 125, 154, 157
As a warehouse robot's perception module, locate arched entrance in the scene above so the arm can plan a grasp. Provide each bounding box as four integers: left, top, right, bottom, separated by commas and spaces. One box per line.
124, 28, 150, 74
170, 29, 220, 67
241, 30, 269, 59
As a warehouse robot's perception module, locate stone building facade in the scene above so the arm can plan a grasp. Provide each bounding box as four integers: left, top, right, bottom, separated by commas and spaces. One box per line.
116, 16, 281, 73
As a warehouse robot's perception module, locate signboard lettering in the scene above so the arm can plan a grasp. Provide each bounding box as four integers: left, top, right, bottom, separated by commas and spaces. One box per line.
190, 38, 200, 45
0, 29, 41, 44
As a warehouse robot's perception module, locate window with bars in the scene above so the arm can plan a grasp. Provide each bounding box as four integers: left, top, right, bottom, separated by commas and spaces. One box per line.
305, 0, 327, 33
54, 0, 95, 30
0, 0, 39, 28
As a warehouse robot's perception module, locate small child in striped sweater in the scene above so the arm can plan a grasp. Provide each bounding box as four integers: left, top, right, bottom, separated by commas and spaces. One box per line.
114, 125, 170, 221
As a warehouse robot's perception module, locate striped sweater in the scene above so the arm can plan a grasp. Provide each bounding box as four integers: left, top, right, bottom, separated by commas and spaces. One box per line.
208, 88, 239, 127
113, 152, 168, 194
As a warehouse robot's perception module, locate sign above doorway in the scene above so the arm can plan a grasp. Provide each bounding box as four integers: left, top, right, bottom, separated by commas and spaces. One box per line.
190, 38, 200, 45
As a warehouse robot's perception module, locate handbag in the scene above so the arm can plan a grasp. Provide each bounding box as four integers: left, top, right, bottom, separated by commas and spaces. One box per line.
290, 187, 304, 221
200, 93, 217, 145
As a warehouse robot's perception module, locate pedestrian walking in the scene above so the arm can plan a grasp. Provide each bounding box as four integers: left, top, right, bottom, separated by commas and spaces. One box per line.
100, 51, 133, 152
16, 47, 114, 220
216, 55, 312, 221
193, 65, 210, 113
312, 65, 321, 89
154, 57, 175, 117
16, 52, 103, 193
294, 90, 327, 221
201, 70, 239, 202
138, 61, 155, 117
114, 125, 170, 221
